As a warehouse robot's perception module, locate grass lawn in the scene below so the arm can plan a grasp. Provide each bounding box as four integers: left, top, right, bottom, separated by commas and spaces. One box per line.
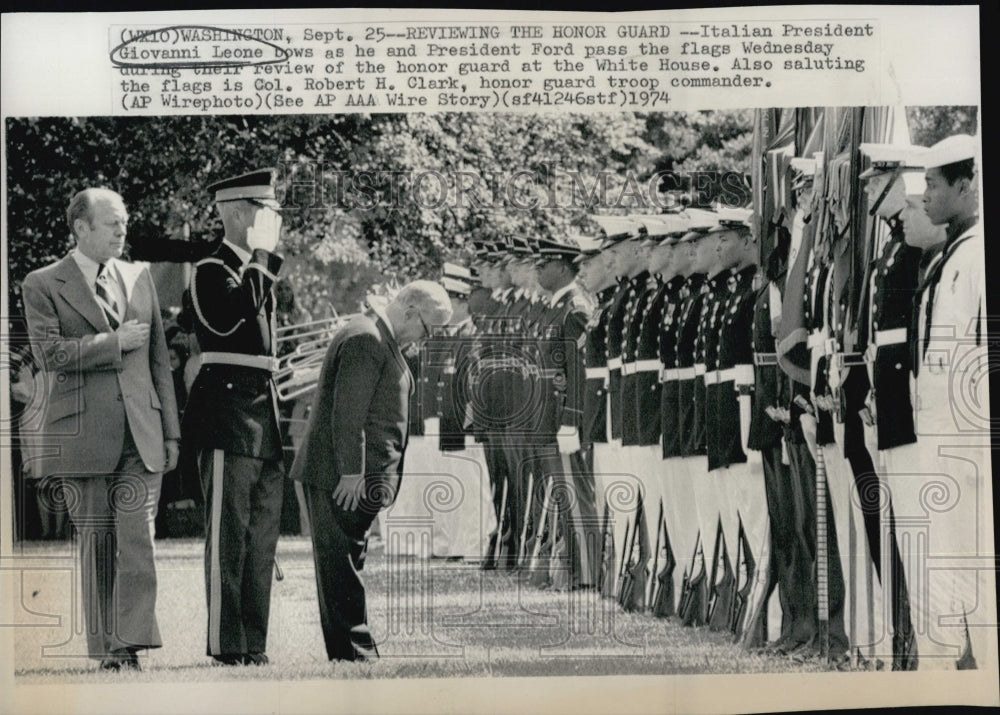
10, 536, 830, 684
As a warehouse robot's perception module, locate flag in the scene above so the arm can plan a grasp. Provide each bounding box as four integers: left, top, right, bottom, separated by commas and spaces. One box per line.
651, 500, 677, 618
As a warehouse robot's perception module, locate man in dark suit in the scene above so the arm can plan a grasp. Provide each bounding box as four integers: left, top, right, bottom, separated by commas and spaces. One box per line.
290, 281, 452, 661
183, 169, 285, 666
22, 188, 180, 671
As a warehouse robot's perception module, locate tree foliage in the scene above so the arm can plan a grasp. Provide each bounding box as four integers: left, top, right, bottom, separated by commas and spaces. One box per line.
6, 111, 752, 320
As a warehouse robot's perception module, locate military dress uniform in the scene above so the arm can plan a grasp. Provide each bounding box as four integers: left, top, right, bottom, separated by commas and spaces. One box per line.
674, 270, 710, 624
903, 133, 995, 669
183, 170, 284, 664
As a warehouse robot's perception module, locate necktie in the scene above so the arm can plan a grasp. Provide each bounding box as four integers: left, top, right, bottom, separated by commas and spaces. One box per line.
95, 263, 121, 330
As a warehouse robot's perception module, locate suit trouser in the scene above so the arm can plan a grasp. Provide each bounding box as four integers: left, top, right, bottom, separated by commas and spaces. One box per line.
302, 484, 380, 661
200, 449, 283, 657
64, 426, 162, 658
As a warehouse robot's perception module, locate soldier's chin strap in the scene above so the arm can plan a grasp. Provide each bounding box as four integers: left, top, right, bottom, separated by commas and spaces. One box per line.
868, 167, 902, 216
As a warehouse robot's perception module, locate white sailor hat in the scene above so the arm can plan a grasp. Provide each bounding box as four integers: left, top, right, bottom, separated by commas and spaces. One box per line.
442, 262, 472, 281
441, 276, 471, 297
675, 209, 720, 242
921, 134, 978, 170
858, 143, 925, 180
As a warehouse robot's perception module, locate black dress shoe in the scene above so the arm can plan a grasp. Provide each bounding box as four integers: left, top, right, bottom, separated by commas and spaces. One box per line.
102, 648, 141, 672
245, 653, 269, 665
211, 654, 246, 666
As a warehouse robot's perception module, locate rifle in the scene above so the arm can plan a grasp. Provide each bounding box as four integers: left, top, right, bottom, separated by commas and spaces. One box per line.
680, 536, 707, 627
528, 477, 553, 588
652, 504, 676, 618
518, 471, 535, 568
648, 500, 664, 609
600, 501, 617, 598
708, 519, 736, 632
616, 520, 633, 607
492, 477, 509, 568
730, 518, 756, 636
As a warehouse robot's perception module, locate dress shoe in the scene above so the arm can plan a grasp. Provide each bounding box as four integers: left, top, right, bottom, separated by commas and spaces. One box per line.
101, 648, 141, 672
245, 653, 269, 666
211, 654, 245, 666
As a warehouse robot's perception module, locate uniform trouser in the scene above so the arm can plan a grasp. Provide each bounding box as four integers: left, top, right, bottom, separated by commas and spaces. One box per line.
869, 439, 918, 669
822, 425, 885, 659
661, 457, 698, 614
732, 453, 771, 645
523, 442, 600, 588
886, 422, 997, 670
200, 449, 283, 657
497, 431, 529, 567
757, 444, 800, 644
688, 456, 718, 581
786, 437, 849, 655
64, 426, 162, 659
302, 483, 380, 661
481, 433, 508, 564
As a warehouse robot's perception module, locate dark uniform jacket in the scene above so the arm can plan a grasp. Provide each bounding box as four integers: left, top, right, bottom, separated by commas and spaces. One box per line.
698, 271, 730, 470
605, 276, 637, 440
711, 265, 757, 470
657, 276, 687, 458
289, 312, 413, 508
621, 275, 658, 446
676, 274, 706, 457
538, 284, 590, 436
184, 242, 283, 460
858, 218, 921, 449
747, 280, 785, 451
434, 318, 477, 452
582, 286, 615, 447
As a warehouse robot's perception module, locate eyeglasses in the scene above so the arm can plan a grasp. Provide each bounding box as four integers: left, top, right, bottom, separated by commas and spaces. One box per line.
416, 311, 431, 339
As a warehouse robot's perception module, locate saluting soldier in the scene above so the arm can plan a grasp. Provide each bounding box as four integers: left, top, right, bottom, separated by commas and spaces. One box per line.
183, 169, 285, 666
904, 135, 995, 669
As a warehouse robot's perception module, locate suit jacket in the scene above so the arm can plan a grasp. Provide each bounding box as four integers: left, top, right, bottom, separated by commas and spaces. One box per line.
22, 253, 180, 477
289, 312, 413, 508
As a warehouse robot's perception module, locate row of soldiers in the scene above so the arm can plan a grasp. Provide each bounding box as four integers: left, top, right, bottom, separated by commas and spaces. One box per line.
429, 131, 992, 671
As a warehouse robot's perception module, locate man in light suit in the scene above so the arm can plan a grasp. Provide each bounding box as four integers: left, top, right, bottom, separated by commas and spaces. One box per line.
22, 188, 180, 671
290, 281, 452, 661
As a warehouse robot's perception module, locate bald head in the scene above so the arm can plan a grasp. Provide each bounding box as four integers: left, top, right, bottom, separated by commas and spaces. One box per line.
385, 280, 454, 347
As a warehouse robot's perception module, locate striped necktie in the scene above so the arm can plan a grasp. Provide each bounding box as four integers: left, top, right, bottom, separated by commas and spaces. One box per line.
95, 263, 121, 330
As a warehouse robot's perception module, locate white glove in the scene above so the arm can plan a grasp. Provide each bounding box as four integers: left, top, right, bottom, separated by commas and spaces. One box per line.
738, 393, 752, 454
799, 412, 818, 458
246, 206, 281, 252
557, 425, 581, 455
423, 417, 440, 437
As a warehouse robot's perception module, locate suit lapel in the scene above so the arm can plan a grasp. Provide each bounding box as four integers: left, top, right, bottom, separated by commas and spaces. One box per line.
55, 254, 110, 332
375, 315, 414, 397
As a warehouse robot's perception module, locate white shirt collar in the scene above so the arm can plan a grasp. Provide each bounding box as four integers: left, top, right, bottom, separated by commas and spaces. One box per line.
549, 281, 577, 308
72, 248, 116, 286
223, 239, 252, 267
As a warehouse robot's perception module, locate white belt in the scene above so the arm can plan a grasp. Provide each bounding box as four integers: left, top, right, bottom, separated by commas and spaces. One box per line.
694, 363, 707, 376
733, 364, 754, 386
664, 367, 696, 381
200, 351, 279, 373
806, 332, 827, 349
621, 361, 636, 376
874, 327, 907, 346
634, 359, 660, 373
704, 370, 722, 385
607, 357, 622, 370
585, 367, 609, 380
